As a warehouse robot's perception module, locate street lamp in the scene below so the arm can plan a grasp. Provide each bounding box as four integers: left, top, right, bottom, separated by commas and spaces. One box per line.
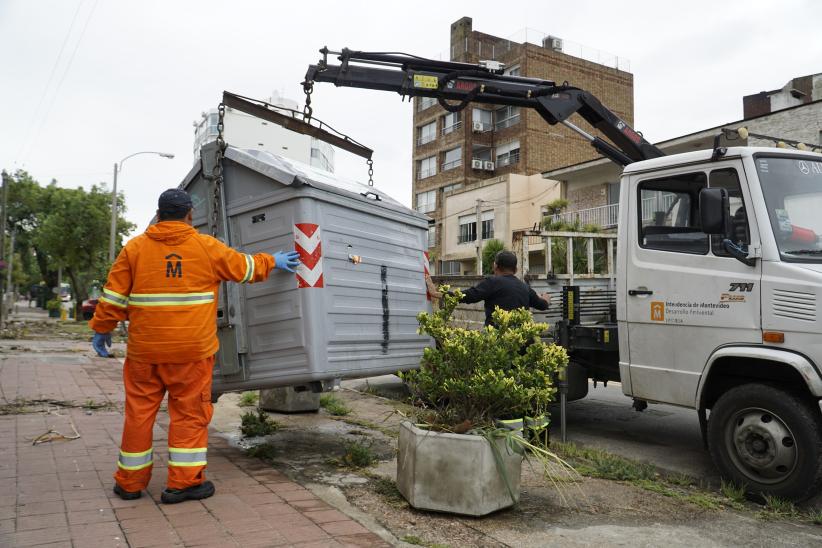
109, 151, 175, 262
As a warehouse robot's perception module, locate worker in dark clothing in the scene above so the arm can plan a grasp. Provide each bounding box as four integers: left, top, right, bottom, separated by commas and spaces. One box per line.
426, 250, 550, 326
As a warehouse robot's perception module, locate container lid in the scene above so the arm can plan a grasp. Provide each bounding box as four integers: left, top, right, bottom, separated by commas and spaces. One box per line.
183, 143, 427, 221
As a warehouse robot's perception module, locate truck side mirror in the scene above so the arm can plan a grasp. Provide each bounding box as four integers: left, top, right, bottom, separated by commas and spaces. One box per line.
699, 187, 730, 236
699, 187, 756, 266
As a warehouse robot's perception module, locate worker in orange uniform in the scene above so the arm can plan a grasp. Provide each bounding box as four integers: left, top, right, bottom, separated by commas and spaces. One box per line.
89, 189, 300, 504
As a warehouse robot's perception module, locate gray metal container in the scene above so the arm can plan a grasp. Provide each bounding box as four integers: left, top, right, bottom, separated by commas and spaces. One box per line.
180, 143, 431, 396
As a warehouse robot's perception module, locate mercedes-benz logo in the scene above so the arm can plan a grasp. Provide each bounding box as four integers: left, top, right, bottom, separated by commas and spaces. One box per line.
799, 161, 810, 175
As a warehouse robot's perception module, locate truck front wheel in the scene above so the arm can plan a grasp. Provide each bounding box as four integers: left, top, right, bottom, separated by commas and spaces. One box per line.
707, 383, 822, 501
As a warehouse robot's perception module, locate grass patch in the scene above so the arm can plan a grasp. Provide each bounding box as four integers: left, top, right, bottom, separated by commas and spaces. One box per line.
238, 391, 259, 407
320, 394, 351, 416
808, 508, 822, 525
342, 440, 377, 468
240, 410, 280, 437
720, 479, 746, 504
684, 493, 723, 510
631, 479, 677, 498
666, 473, 694, 487
757, 495, 800, 520
401, 535, 424, 546
552, 441, 657, 481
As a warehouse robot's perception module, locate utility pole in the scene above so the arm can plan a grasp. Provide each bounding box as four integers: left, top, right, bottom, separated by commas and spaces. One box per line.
0, 174, 7, 327
108, 162, 119, 262
6, 229, 15, 300
475, 198, 483, 276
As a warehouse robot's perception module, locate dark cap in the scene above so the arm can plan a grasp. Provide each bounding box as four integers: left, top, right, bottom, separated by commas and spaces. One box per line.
158, 188, 192, 214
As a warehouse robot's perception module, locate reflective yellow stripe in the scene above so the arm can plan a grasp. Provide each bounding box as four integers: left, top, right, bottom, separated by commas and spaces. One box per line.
128, 292, 214, 307
168, 447, 208, 453
168, 461, 207, 467
241, 254, 254, 284
120, 448, 153, 457
117, 461, 154, 471
100, 296, 127, 309
118, 448, 153, 470
104, 288, 128, 301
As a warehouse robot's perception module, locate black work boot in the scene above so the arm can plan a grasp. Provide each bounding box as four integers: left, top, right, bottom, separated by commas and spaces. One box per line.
113, 483, 141, 500
161, 480, 215, 504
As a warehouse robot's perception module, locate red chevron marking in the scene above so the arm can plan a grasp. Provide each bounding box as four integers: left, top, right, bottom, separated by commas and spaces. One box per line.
296, 242, 322, 270
295, 223, 319, 238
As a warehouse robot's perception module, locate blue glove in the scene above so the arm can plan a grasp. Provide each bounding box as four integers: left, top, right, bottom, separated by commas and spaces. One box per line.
274, 250, 301, 273
92, 332, 112, 358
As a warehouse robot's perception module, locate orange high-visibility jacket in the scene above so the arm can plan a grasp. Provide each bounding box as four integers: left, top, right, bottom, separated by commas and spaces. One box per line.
89, 221, 275, 364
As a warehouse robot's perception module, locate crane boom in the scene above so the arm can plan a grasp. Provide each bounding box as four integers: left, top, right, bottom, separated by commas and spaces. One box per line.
304, 48, 664, 166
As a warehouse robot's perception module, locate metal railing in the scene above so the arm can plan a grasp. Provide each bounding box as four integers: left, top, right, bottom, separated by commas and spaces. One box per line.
513, 228, 618, 287
496, 150, 520, 167
417, 167, 436, 180
416, 133, 436, 146
549, 203, 619, 228
495, 113, 520, 130
441, 121, 462, 135
442, 158, 462, 171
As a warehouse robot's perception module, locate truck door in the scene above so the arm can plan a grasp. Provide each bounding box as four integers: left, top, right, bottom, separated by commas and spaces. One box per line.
625, 165, 762, 407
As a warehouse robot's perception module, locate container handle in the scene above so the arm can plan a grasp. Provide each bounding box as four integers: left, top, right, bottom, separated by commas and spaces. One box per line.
361, 191, 381, 201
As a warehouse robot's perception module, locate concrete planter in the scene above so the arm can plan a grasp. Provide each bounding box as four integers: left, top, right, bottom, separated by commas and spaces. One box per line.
396, 421, 522, 516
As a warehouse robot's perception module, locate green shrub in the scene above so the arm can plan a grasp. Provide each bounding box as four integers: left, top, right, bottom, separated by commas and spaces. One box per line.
46, 298, 62, 312
481, 239, 505, 275
400, 288, 567, 430
320, 394, 351, 416
240, 410, 279, 437
342, 440, 376, 467
238, 391, 259, 407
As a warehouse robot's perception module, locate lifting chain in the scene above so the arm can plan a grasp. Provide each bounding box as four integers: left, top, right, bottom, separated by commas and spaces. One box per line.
302, 79, 374, 186
210, 103, 227, 237
302, 81, 314, 122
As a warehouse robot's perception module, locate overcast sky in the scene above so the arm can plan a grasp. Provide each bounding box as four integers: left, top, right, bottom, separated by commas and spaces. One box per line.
2, 0, 821, 240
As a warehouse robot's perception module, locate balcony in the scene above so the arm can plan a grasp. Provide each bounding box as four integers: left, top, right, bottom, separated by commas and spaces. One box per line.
496, 150, 520, 168
548, 203, 619, 229
442, 158, 462, 171
441, 121, 462, 136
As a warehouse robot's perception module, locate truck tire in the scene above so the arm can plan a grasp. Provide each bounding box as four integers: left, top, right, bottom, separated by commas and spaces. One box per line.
707, 383, 822, 501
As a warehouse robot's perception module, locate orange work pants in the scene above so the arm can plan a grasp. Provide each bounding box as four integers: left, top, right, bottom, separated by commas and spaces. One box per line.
114, 356, 215, 492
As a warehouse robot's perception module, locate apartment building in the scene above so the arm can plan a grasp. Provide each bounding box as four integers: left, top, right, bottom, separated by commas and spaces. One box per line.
413, 16, 634, 272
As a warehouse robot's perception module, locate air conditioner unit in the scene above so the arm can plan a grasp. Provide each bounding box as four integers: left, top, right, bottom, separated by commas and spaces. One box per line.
472, 122, 485, 133
543, 35, 563, 52
471, 159, 484, 170
484, 161, 495, 171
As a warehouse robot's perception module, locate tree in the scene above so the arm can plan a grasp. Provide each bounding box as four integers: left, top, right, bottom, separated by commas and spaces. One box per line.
481, 239, 505, 275
33, 184, 134, 303
1, 170, 134, 306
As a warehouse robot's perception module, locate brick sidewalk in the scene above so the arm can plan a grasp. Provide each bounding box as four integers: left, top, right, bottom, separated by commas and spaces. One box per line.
0, 351, 391, 547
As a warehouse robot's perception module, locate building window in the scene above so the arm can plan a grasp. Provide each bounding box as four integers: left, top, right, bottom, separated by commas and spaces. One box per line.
504, 65, 521, 77
417, 156, 437, 179
427, 226, 437, 248
472, 108, 492, 132
416, 190, 436, 214
442, 182, 463, 193
481, 211, 494, 239
417, 121, 437, 145
442, 112, 462, 135
418, 96, 437, 111
495, 105, 521, 130
440, 260, 461, 275
442, 146, 462, 171
496, 140, 520, 167
458, 214, 477, 244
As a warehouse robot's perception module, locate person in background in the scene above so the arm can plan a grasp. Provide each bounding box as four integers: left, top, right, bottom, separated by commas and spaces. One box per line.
89, 189, 300, 504
426, 250, 551, 326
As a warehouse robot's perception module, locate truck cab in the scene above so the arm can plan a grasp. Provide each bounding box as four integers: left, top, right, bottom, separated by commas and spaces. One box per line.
617, 147, 822, 499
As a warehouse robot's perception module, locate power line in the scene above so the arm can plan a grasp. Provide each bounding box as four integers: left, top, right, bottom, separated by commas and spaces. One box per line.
20, 0, 100, 164
14, 0, 85, 164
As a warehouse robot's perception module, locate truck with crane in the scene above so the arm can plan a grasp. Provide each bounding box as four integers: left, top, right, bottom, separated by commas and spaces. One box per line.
302, 47, 822, 500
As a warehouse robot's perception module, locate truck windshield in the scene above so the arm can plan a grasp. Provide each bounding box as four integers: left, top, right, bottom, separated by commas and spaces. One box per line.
757, 155, 822, 261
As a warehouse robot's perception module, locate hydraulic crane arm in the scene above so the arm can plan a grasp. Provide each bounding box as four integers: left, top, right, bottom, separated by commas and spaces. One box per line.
304, 48, 664, 167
